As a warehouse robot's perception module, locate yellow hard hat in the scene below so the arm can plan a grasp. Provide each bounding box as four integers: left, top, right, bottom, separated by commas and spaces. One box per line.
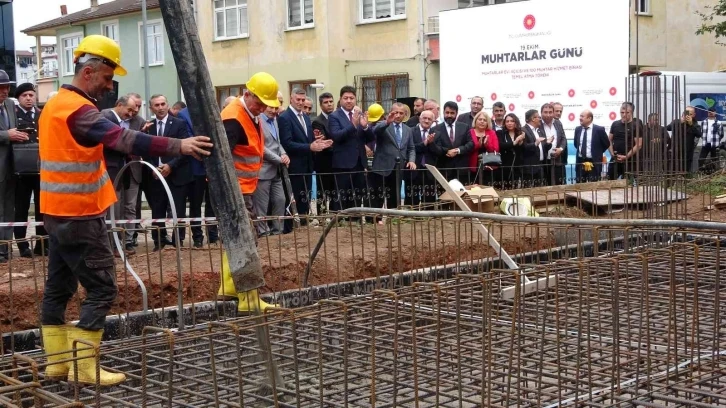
246, 72, 280, 108
73, 35, 127, 76
367, 103, 385, 122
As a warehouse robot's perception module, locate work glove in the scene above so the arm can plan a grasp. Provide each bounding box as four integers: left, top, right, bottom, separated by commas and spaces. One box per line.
582, 162, 594, 172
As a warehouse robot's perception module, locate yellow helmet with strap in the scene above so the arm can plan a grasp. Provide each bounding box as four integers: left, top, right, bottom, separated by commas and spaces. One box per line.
367, 103, 385, 122
246, 72, 280, 108
73, 35, 127, 76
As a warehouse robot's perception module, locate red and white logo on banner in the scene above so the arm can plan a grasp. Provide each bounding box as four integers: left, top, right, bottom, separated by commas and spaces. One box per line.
609, 112, 617, 120
609, 87, 617, 96
491, 93, 497, 101
456, 94, 462, 103
508, 103, 515, 111
568, 89, 575, 98
590, 100, 598, 109
528, 91, 535, 99
524, 14, 536, 30
568, 113, 576, 122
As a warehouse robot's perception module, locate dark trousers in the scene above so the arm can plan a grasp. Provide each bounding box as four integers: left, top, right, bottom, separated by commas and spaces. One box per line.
699, 144, 721, 173
13, 174, 47, 252
575, 158, 601, 183
404, 170, 422, 206
289, 174, 311, 217
41, 216, 117, 330
189, 175, 218, 243
142, 174, 192, 245
547, 162, 566, 185
331, 165, 369, 211
522, 164, 544, 188
316, 171, 336, 214
494, 165, 519, 190
371, 171, 402, 209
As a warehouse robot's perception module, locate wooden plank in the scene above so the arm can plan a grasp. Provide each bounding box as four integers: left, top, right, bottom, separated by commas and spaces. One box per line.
565, 186, 688, 207
500, 179, 627, 198
157, 0, 263, 292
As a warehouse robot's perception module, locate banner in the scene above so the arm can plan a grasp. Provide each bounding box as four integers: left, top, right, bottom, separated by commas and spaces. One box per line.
439, 0, 630, 135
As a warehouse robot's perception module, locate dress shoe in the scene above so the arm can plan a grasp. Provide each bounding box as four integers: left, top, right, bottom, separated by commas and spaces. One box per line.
208, 238, 218, 245
124, 244, 136, 255
33, 246, 49, 257
131, 236, 138, 247
0, 255, 7, 264
193, 240, 203, 249
19, 248, 33, 258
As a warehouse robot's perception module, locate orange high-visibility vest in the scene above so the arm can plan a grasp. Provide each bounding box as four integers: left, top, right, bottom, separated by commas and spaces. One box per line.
221, 98, 264, 194
39, 88, 116, 217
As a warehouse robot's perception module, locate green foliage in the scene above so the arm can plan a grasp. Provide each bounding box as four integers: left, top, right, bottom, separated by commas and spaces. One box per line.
696, 1, 726, 46
686, 172, 726, 196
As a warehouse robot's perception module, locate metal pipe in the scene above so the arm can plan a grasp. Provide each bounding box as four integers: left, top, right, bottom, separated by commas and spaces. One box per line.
141, 0, 151, 119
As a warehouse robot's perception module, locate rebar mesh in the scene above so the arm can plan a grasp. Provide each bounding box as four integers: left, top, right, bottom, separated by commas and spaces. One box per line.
1, 221, 722, 407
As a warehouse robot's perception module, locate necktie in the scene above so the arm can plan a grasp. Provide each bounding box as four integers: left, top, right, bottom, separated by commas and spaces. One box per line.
580, 127, 589, 158
394, 124, 402, 147
449, 125, 454, 143
421, 129, 427, 165
297, 113, 307, 136
348, 111, 353, 123
0, 107, 8, 129
157, 120, 164, 166
267, 118, 276, 140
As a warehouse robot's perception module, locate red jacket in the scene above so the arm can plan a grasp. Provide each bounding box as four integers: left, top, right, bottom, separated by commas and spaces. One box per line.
468, 128, 499, 170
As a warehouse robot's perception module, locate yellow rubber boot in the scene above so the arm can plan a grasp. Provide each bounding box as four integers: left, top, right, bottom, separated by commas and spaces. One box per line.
237, 289, 277, 313
67, 327, 126, 386
41, 325, 71, 381
217, 252, 237, 300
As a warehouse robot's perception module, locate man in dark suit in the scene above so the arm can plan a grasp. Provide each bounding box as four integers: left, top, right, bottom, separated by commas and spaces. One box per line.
142, 94, 193, 250
328, 86, 375, 213
431, 101, 473, 183
371, 103, 416, 210
540, 103, 568, 185
101, 96, 138, 254
407, 110, 437, 205
280, 88, 331, 224
520, 109, 552, 187
312, 92, 335, 213
406, 97, 426, 127
456, 96, 484, 128
0, 70, 23, 263
12, 83, 47, 257
574, 110, 610, 183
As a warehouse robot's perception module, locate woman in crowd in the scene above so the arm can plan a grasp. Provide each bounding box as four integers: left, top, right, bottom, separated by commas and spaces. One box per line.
496, 113, 525, 189
468, 111, 499, 185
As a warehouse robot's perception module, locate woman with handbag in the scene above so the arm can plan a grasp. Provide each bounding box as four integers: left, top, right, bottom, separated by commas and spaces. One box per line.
496, 113, 525, 189
468, 111, 499, 185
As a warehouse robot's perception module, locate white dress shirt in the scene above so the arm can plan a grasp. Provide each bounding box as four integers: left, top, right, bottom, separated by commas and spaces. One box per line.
528, 123, 544, 161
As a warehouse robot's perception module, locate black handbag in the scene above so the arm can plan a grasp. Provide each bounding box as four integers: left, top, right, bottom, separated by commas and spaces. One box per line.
12, 142, 40, 175
479, 152, 502, 167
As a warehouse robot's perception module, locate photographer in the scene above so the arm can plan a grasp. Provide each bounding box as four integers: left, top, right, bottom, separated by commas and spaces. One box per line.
13, 83, 47, 257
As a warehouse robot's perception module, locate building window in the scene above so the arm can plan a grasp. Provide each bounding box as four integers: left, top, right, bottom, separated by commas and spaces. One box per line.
19, 72, 28, 81
359, 73, 409, 112
214, 0, 249, 40
360, 0, 406, 23
287, 0, 314, 29
101, 21, 119, 43
636, 0, 650, 15
138, 20, 165, 66
60, 33, 82, 76
289, 80, 317, 115
216, 84, 246, 108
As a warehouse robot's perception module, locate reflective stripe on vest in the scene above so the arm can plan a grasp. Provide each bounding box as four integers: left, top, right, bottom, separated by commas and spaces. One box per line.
221, 98, 264, 194
38, 88, 117, 217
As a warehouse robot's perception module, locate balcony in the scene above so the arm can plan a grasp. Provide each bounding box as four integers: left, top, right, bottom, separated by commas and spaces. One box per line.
427, 16, 439, 35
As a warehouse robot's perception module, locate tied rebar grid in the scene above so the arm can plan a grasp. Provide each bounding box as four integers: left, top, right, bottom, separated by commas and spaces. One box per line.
2, 226, 721, 408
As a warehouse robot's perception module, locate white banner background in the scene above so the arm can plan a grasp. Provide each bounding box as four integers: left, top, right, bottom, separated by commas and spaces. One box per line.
440, 0, 630, 135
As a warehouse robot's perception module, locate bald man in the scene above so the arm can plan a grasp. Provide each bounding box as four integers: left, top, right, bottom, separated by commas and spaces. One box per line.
573, 110, 610, 183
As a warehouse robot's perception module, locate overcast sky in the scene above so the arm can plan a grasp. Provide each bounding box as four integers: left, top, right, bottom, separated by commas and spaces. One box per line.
13, 0, 115, 51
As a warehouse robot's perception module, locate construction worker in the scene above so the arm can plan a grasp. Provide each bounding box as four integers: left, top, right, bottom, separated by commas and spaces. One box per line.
39, 35, 212, 386
217, 72, 280, 312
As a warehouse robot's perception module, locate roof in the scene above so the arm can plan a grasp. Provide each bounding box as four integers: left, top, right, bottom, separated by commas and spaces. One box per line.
22, 0, 160, 35
16, 51, 34, 56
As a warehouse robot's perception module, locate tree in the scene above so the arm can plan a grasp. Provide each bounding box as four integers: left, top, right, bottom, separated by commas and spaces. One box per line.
696, 1, 726, 45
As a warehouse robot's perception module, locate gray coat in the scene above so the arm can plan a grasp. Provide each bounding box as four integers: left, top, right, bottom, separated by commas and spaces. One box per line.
259, 116, 287, 180
372, 121, 416, 177
0, 98, 18, 182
